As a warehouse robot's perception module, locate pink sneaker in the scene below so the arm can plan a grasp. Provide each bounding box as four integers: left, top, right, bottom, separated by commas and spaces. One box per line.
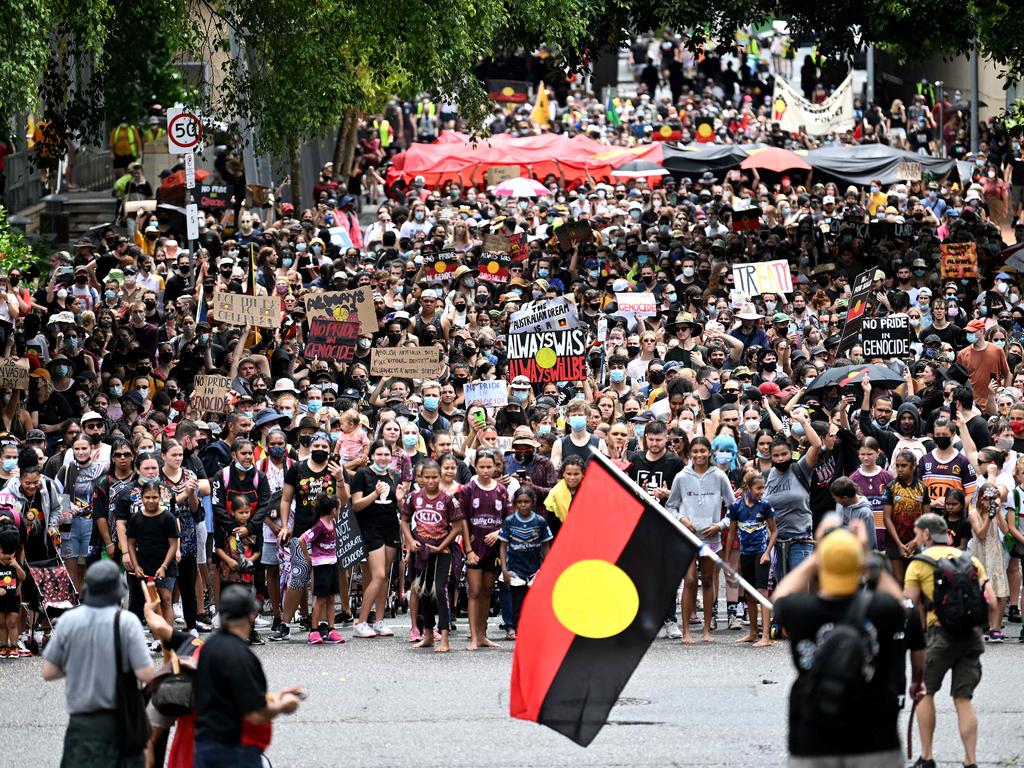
323, 629, 346, 644
408, 627, 422, 643
307, 631, 324, 645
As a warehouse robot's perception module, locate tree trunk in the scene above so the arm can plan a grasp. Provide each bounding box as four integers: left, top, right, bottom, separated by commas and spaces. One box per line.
332, 109, 354, 181
340, 110, 359, 180
288, 143, 303, 211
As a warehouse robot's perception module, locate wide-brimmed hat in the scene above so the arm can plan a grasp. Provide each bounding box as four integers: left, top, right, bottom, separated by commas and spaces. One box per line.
667, 311, 704, 334
253, 409, 290, 431
271, 378, 300, 395
735, 303, 763, 320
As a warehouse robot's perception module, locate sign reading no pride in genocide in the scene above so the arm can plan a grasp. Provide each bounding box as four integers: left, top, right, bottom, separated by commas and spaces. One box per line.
305, 318, 359, 362
370, 346, 443, 379
732, 260, 793, 296
194, 374, 231, 412
507, 328, 587, 383
211, 292, 279, 328
463, 380, 508, 408
0, 359, 29, 391
305, 289, 378, 333
861, 316, 912, 358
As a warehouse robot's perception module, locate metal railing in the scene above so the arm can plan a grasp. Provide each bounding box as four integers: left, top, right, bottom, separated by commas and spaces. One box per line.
2, 151, 42, 214
73, 146, 114, 192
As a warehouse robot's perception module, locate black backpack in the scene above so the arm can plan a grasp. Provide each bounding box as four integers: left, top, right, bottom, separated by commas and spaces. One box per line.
911, 552, 988, 633
802, 592, 874, 723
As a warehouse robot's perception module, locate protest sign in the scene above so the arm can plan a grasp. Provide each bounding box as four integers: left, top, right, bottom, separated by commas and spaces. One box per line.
940, 242, 979, 279
507, 328, 587, 383
424, 249, 457, 282
482, 232, 511, 253
305, 289, 378, 332
869, 220, 914, 241
485, 165, 521, 185
861, 316, 912, 358
0, 359, 29, 391
370, 346, 443, 379
305, 318, 359, 362
614, 292, 657, 316
836, 269, 874, 357
336, 506, 366, 570
771, 71, 854, 136
196, 183, 230, 211
555, 220, 594, 250
731, 260, 793, 296
194, 374, 231, 413
508, 232, 527, 262
463, 380, 509, 408
210, 292, 279, 328
509, 297, 580, 333
730, 207, 761, 232
477, 252, 511, 284
896, 161, 922, 182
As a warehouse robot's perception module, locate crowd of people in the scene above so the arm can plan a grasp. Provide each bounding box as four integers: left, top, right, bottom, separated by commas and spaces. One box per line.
0, 29, 1021, 768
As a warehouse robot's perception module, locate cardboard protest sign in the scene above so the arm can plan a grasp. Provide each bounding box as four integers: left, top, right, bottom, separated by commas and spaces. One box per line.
463, 380, 509, 408
614, 292, 657, 316
336, 506, 366, 570
508, 232, 527, 263
507, 328, 587, 383
305, 317, 359, 362
509, 297, 580, 334
731, 260, 793, 296
861, 316, 912, 358
193, 374, 231, 413
477, 252, 511, 284
896, 161, 922, 181
305, 289, 378, 333
370, 346, 443, 379
0, 359, 29, 391
210, 292, 279, 328
485, 165, 521, 186
424, 249, 458, 282
869, 220, 914, 242
555, 220, 594, 250
836, 269, 874, 357
482, 232, 511, 253
940, 242, 978, 279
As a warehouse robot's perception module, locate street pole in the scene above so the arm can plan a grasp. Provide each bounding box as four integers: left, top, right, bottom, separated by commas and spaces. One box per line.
970, 39, 980, 154
184, 150, 197, 289
936, 81, 945, 158
866, 45, 875, 105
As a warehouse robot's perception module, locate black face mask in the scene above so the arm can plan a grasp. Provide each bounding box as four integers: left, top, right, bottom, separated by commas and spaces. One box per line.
310, 449, 329, 464
772, 459, 792, 473
761, 361, 777, 372
721, 390, 739, 403
298, 435, 313, 447
933, 435, 952, 450
514, 450, 534, 464
387, 333, 401, 345
648, 370, 665, 385
626, 346, 640, 358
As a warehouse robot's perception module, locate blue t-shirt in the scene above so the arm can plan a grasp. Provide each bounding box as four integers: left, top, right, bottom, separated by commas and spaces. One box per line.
726, 495, 775, 555
497, 512, 553, 579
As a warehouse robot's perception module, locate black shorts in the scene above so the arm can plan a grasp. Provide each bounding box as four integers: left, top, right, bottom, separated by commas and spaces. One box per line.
360, 518, 400, 552
312, 564, 339, 597
740, 552, 770, 591
0, 589, 19, 614
466, 543, 500, 572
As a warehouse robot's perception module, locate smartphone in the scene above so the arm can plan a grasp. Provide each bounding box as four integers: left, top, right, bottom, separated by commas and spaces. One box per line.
949, 400, 958, 422
515, 470, 526, 479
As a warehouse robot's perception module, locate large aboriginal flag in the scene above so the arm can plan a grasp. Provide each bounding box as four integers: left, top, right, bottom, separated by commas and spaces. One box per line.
510, 451, 698, 746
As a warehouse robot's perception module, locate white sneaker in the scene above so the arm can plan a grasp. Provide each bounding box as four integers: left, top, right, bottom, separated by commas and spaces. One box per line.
663, 620, 683, 640
211, 612, 221, 629
372, 620, 394, 637
253, 615, 272, 628
173, 602, 183, 620
352, 622, 377, 639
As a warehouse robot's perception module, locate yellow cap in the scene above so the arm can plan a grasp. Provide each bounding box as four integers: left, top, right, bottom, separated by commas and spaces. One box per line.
818, 529, 864, 596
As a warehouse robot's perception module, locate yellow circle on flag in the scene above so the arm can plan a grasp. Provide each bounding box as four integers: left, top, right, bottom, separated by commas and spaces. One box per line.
552, 560, 639, 639
502, 86, 515, 97
534, 347, 557, 369
659, 125, 672, 137
487, 260, 500, 274
434, 261, 447, 273
697, 122, 713, 139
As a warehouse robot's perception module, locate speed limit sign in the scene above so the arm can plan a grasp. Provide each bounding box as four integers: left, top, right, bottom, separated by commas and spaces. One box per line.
166, 107, 203, 155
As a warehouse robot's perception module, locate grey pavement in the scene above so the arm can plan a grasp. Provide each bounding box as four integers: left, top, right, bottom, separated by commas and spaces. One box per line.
3, 619, 1023, 767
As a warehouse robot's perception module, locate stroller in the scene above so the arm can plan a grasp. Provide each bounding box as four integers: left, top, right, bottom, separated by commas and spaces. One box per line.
23, 547, 79, 654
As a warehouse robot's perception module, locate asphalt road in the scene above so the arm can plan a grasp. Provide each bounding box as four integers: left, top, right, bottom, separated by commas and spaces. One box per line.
4, 618, 1023, 767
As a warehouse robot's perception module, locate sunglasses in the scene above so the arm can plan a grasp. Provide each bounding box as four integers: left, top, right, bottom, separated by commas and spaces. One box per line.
113, 451, 134, 458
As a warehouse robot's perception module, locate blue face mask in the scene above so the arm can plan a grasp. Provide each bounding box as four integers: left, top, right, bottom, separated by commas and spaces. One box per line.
402, 434, 418, 448
537, 424, 551, 436
512, 390, 528, 403
234, 461, 250, 473
295, 242, 307, 252
331, 431, 342, 443
792, 422, 805, 436
569, 415, 587, 432
268, 446, 286, 459
242, 411, 254, 421
537, 268, 549, 278
371, 462, 389, 473
714, 451, 733, 465
110, 385, 123, 397
307, 401, 322, 413
283, 258, 293, 267
965, 333, 978, 344
423, 396, 439, 411
588, 269, 600, 280
634, 424, 645, 438
709, 381, 721, 394
609, 369, 625, 383
2, 458, 16, 472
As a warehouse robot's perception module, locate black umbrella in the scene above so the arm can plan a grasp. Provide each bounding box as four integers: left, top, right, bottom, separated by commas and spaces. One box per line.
805, 364, 904, 393
611, 160, 668, 178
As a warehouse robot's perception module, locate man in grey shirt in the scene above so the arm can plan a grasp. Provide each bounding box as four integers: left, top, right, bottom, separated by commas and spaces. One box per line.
829, 476, 881, 550
43, 560, 154, 767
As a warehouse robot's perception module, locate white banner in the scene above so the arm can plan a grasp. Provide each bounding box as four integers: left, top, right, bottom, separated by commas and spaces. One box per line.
614, 292, 657, 317
732, 259, 794, 296
771, 72, 854, 136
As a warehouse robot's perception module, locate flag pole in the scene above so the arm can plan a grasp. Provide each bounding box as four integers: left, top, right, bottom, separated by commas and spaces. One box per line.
587, 446, 773, 610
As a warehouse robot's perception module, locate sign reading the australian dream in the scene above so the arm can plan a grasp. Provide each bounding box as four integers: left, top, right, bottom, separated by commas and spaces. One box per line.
507, 329, 587, 383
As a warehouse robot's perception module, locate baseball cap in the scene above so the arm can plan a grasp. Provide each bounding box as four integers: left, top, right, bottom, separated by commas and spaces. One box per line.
914, 513, 950, 545
219, 584, 261, 619
817, 529, 864, 597
965, 319, 986, 333
758, 382, 782, 397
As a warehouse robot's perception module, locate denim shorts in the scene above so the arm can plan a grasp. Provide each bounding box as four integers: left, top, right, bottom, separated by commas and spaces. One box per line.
61, 516, 93, 560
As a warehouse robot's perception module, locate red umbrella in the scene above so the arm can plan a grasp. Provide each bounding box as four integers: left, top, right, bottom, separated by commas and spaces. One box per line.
160, 167, 212, 205
739, 147, 811, 173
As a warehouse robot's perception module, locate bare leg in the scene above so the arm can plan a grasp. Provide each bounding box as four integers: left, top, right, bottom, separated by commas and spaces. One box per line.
680, 561, 697, 644
737, 595, 758, 643
158, 587, 174, 626
374, 546, 397, 620
954, 697, 978, 765
753, 593, 773, 647
917, 694, 936, 760
700, 558, 716, 642
359, 547, 387, 625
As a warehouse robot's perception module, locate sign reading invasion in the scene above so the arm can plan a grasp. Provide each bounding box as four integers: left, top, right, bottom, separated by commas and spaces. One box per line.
507, 329, 587, 383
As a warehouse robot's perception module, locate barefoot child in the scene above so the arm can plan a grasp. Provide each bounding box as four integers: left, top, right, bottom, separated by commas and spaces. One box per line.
400, 459, 462, 653
499, 487, 552, 639
725, 471, 777, 647
299, 496, 345, 644
0, 535, 25, 657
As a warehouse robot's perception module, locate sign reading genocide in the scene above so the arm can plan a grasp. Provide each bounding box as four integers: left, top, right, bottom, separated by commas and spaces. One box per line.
370, 346, 443, 379
0, 359, 29, 391
477, 251, 511, 283
463, 380, 508, 408
194, 374, 231, 413
196, 183, 230, 211
897, 161, 923, 181
731, 259, 794, 296
508, 232, 527, 262
305, 318, 359, 362
614, 292, 657, 316
940, 242, 979, 279
861, 316, 912, 358
424, 249, 457, 282
304, 289, 378, 333
509, 297, 580, 333
507, 328, 587, 383
210, 292, 279, 328
335, 506, 366, 570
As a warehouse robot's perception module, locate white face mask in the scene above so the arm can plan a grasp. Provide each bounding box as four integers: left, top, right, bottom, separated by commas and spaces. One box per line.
744, 419, 760, 433
679, 418, 694, 432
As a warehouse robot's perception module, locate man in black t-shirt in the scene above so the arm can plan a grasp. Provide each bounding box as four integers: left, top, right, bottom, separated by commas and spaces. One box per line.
194, 585, 302, 767
626, 421, 684, 501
